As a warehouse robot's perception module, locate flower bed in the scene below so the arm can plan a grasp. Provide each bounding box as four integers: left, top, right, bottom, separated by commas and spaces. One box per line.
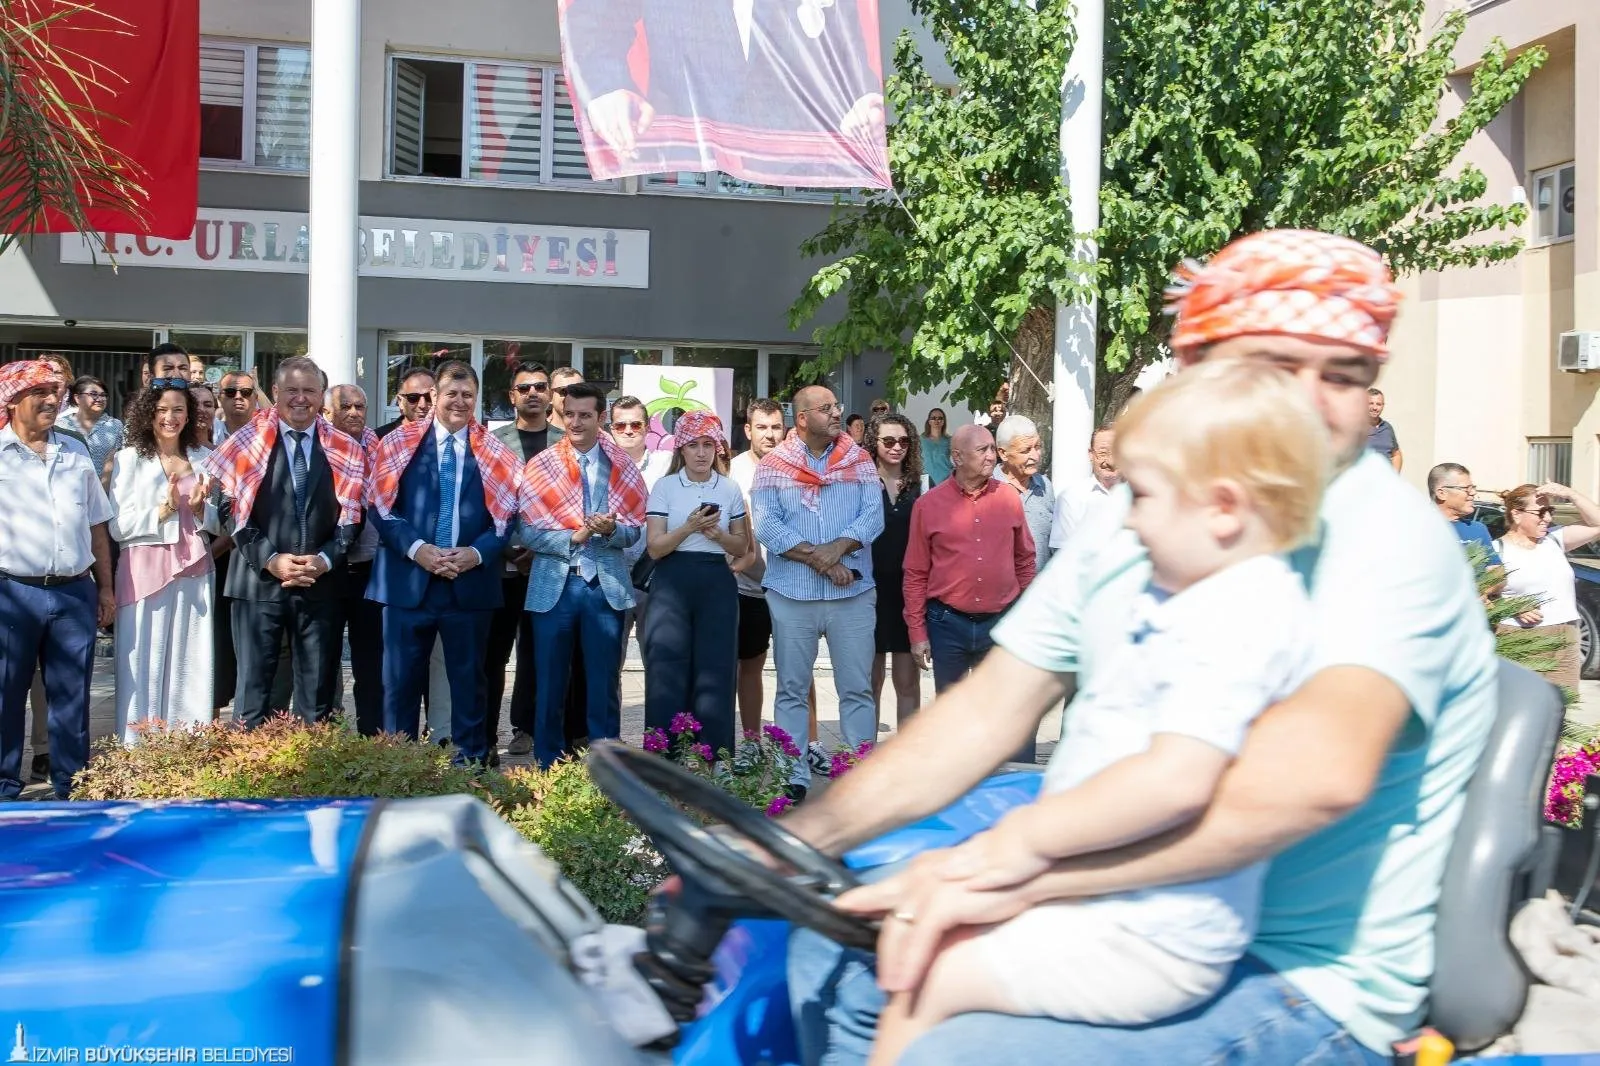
1547, 742, 1600, 829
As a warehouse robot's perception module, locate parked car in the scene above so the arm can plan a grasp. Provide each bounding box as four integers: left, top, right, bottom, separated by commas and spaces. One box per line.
1471, 500, 1600, 680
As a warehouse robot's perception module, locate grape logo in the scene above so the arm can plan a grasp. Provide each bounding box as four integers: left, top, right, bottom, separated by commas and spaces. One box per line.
642, 378, 712, 451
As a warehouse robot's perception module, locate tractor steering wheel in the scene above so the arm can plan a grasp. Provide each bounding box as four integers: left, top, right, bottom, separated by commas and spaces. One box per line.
586, 741, 879, 951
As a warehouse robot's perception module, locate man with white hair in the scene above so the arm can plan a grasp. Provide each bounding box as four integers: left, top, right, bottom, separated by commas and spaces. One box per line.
1051, 424, 1122, 552
993, 415, 1054, 574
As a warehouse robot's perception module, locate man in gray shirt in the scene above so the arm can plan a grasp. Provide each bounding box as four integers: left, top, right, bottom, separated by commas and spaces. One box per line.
1366, 387, 1402, 471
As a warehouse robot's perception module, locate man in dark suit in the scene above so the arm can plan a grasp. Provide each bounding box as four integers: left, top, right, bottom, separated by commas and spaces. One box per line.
487, 362, 564, 760
209, 356, 366, 728
366, 361, 521, 765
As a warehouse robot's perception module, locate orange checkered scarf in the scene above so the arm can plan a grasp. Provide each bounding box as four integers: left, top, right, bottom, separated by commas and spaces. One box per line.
750, 432, 877, 513
518, 434, 647, 530
200, 410, 367, 528
368, 416, 523, 535
0, 360, 64, 432
1166, 229, 1402, 362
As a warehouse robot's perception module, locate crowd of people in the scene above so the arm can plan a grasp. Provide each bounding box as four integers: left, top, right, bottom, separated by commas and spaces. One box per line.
0, 339, 1127, 804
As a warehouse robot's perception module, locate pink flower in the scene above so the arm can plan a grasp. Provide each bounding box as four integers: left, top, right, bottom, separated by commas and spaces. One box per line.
765, 795, 794, 817
642, 728, 670, 754
670, 712, 702, 737
691, 743, 715, 762
762, 724, 801, 759
1547, 745, 1600, 827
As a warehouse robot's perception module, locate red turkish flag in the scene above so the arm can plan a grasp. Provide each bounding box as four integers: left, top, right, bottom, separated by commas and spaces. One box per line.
8, 0, 199, 239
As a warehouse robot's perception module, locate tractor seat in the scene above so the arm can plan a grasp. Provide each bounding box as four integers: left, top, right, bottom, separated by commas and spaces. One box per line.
1427, 659, 1565, 1051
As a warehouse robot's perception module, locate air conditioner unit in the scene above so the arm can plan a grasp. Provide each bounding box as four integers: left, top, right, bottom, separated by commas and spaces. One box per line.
1558, 331, 1600, 372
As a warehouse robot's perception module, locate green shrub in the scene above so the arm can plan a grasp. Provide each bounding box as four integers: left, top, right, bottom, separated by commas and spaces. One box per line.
73, 719, 667, 924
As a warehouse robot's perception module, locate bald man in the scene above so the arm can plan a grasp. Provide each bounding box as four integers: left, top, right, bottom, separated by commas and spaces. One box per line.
750, 385, 884, 802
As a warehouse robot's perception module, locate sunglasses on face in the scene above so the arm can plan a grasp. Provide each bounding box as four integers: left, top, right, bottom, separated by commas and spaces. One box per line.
150, 378, 189, 391
514, 382, 551, 394
219, 387, 252, 398
553, 385, 574, 397
611, 420, 645, 432
77, 391, 106, 401
399, 392, 434, 405
1517, 507, 1554, 520
878, 436, 911, 448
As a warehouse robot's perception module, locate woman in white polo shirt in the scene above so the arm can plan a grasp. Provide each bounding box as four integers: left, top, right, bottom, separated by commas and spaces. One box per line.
643, 411, 753, 757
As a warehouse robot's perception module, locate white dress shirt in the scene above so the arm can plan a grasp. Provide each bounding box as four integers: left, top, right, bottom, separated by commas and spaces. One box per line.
0, 425, 113, 577
270, 421, 333, 571
729, 450, 766, 598
1050, 474, 1118, 550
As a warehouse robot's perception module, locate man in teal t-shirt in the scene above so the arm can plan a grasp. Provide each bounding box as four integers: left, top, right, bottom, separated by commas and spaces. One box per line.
781, 230, 1497, 1065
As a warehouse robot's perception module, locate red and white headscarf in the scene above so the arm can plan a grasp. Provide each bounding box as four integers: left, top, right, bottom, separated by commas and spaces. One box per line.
672, 410, 728, 456
0, 360, 64, 432
1165, 230, 1402, 362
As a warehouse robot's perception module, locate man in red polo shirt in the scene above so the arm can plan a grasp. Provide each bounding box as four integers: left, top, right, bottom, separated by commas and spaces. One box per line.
903, 423, 1036, 693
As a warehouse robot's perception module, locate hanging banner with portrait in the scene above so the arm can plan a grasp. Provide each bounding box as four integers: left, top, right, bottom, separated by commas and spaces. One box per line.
558, 0, 891, 189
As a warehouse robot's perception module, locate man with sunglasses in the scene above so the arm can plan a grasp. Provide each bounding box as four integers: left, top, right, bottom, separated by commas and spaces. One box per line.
487, 363, 566, 759
784, 230, 1500, 1066
214, 371, 258, 443
379, 366, 437, 438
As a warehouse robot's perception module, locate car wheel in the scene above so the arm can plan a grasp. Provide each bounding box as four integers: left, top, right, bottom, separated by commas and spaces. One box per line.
1580, 599, 1600, 681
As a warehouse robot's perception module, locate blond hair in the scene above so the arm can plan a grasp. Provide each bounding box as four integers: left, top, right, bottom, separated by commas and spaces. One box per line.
1113, 360, 1329, 551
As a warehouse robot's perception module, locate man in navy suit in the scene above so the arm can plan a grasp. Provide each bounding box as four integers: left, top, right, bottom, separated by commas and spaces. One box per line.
366, 361, 519, 765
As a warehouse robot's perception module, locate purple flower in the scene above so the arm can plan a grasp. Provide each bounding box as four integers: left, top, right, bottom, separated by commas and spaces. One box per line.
765, 795, 794, 818
642, 728, 670, 754
1547, 746, 1600, 826
762, 724, 801, 759
830, 752, 852, 777
670, 712, 702, 737
691, 743, 715, 762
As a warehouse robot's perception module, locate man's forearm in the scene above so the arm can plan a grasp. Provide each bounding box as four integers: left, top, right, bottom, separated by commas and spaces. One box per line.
785, 649, 1068, 856
90, 523, 113, 587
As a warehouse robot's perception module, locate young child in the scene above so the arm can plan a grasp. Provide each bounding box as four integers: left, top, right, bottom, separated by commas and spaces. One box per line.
868, 359, 1332, 1065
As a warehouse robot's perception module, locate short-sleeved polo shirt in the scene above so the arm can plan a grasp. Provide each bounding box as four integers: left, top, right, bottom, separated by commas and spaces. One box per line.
646, 470, 747, 554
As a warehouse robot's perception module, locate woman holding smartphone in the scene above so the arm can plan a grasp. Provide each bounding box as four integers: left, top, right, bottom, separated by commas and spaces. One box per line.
643, 411, 753, 757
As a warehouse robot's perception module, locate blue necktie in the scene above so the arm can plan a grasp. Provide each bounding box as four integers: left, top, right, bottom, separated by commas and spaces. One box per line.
577, 451, 596, 581
434, 435, 457, 547
288, 430, 309, 550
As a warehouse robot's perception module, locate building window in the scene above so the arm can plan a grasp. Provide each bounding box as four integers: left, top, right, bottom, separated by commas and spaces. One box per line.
482, 340, 574, 422
582, 347, 663, 397
1528, 438, 1573, 487
200, 42, 311, 171
1531, 163, 1576, 245
382, 337, 474, 416
387, 56, 607, 187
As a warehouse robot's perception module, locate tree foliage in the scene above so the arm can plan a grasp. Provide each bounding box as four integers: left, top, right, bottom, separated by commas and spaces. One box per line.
0, 0, 144, 256
790, 0, 1544, 435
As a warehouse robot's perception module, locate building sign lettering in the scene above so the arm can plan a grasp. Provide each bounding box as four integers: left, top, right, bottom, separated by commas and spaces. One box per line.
59, 208, 649, 289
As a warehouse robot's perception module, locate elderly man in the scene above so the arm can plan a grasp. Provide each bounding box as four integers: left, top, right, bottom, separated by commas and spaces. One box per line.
325, 384, 385, 736
783, 229, 1498, 1065
519, 381, 647, 767
752, 385, 884, 801
903, 424, 1035, 694
368, 361, 520, 766
1051, 424, 1121, 551
487, 362, 565, 759
993, 415, 1054, 574
1430, 462, 1498, 564
0, 360, 114, 801
204, 357, 367, 728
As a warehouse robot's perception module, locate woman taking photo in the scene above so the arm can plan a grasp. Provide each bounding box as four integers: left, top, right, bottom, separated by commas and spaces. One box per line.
1496, 481, 1600, 693
107, 380, 220, 741
67, 375, 124, 479
643, 411, 752, 758
867, 415, 923, 729
921, 408, 951, 487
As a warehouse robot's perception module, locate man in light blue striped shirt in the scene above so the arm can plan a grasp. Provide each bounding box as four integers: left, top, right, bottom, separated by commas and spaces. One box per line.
753, 386, 885, 797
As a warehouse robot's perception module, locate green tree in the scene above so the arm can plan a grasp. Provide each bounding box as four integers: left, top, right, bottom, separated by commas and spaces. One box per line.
0, 0, 145, 255
790, 0, 1543, 459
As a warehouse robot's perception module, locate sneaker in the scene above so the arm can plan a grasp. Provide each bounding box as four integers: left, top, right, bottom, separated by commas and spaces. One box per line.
29, 753, 50, 784
507, 729, 533, 756
784, 784, 809, 806
807, 741, 832, 779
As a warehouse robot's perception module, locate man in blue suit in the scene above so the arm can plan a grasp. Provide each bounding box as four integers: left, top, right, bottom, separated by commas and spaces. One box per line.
365, 361, 522, 765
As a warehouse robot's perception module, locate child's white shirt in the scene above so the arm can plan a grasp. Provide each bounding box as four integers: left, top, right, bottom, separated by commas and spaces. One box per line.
1040, 552, 1315, 966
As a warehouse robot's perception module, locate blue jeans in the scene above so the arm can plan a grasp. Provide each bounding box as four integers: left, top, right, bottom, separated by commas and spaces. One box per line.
788, 927, 1387, 1066
532, 574, 624, 768
925, 600, 1001, 694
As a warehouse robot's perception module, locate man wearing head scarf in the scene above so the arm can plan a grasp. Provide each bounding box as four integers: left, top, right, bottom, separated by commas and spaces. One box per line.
0, 360, 116, 801
779, 230, 1499, 1064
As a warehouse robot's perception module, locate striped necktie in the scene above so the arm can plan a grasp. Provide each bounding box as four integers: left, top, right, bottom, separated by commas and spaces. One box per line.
434, 434, 458, 547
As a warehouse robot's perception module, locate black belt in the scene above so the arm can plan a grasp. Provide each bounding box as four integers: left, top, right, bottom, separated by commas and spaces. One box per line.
1, 569, 90, 588
930, 597, 1006, 623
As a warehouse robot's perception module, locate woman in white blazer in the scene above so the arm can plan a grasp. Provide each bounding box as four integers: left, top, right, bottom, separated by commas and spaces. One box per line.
107, 380, 220, 742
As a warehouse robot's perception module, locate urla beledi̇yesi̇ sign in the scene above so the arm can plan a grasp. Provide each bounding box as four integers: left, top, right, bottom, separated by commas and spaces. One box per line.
59, 208, 650, 289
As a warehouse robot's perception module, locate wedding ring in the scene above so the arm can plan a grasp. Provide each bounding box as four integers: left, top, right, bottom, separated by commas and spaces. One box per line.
892, 909, 916, 924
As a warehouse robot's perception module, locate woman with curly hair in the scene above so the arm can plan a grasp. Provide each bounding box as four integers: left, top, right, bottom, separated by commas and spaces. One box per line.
866, 413, 923, 728
107, 380, 220, 741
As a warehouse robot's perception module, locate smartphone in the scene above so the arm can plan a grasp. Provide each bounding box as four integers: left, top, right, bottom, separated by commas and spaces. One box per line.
699, 502, 721, 516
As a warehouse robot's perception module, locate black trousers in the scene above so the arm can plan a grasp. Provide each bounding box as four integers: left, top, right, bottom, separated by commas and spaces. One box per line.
643, 553, 739, 757
337, 562, 386, 736
232, 596, 342, 728
484, 573, 535, 748
212, 567, 237, 711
